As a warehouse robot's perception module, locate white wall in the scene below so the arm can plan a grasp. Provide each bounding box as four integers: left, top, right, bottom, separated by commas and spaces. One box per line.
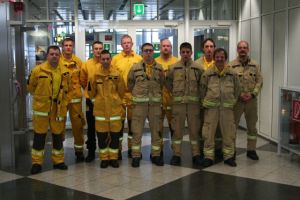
238, 0, 300, 141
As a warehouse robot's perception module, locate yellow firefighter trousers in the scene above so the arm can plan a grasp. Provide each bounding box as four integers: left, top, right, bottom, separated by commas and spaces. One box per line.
202, 108, 236, 160
234, 98, 258, 150
131, 104, 162, 158
171, 104, 200, 157
31, 104, 65, 165
64, 101, 85, 152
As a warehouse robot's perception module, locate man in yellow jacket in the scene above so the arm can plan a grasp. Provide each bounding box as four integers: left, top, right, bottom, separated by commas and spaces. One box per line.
28, 45, 70, 174
88, 50, 125, 168
60, 37, 85, 162
80, 41, 103, 162
111, 34, 142, 159
155, 38, 178, 153
201, 48, 240, 167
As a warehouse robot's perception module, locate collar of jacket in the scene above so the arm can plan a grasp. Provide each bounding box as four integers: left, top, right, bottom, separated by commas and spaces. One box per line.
237, 56, 250, 66
141, 60, 157, 67
121, 50, 135, 57
179, 59, 192, 67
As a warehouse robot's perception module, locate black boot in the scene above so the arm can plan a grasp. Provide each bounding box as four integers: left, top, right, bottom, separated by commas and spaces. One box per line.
247, 150, 259, 160
132, 157, 141, 168
152, 156, 164, 166
192, 155, 204, 166
100, 160, 109, 168
53, 163, 68, 170
202, 158, 214, 167
224, 157, 237, 167
110, 160, 119, 168
85, 150, 95, 162
30, 164, 42, 174
75, 152, 85, 162
170, 155, 181, 166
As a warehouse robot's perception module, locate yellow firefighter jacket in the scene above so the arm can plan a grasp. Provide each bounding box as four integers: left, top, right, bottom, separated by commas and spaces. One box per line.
127, 60, 164, 105
80, 57, 101, 99
60, 54, 83, 100
27, 61, 71, 118
111, 50, 142, 105
155, 55, 178, 110
229, 57, 263, 97
88, 66, 125, 128
201, 65, 240, 109
166, 59, 204, 104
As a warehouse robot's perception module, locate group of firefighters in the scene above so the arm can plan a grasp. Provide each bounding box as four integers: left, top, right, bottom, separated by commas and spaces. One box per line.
28, 35, 263, 174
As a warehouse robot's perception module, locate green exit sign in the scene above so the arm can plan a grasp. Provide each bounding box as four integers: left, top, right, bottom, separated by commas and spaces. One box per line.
104, 43, 110, 51
134, 4, 144, 15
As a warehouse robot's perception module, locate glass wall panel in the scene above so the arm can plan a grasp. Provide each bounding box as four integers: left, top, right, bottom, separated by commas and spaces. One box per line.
136, 29, 178, 57
194, 28, 229, 60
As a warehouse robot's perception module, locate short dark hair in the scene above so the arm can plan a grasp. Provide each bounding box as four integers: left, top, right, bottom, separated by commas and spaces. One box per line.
180, 42, 192, 51
100, 49, 111, 57
61, 37, 74, 46
141, 43, 153, 50
201, 38, 216, 49
213, 48, 228, 60
92, 41, 103, 49
46, 45, 61, 55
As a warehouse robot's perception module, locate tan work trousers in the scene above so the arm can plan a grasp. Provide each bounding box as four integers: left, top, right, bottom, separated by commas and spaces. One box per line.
171, 104, 200, 157
234, 98, 258, 150
131, 104, 162, 158
202, 108, 236, 160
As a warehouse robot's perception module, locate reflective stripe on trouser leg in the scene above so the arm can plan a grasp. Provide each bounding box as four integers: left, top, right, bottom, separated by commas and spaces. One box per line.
108, 148, 118, 160
131, 104, 147, 158
110, 132, 120, 160
149, 104, 162, 157
69, 103, 85, 151
31, 133, 46, 165
219, 108, 236, 160
245, 98, 258, 151
52, 134, 64, 164
187, 104, 200, 156
99, 147, 109, 160
171, 104, 186, 156
202, 109, 218, 160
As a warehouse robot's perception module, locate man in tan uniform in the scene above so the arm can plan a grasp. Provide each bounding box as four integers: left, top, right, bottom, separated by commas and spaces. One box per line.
60, 38, 85, 162
80, 41, 103, 162
201, 48, 240, 167
112, 35, 142, 159
195, 38, 223, 160
155, 38, 178, 154
128, 43, 165, 168
229, 41, 263, 160
166, 42, 204, 166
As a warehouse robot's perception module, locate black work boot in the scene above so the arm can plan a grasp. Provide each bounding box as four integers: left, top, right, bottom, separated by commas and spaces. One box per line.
100, 160, 109, 168
170, 155, 181, 166
75, 152, 85, 162
192, 155, 204, 166
247, 150, 259, 160
202, 158, 214, 167
131, 157, 140, 168
152, 156, 164, 166
53, 163, 68, 170
30, 164, 42, 174
224, 157, 237, 167
109, 160, 119, 168
85, 151, 95, 162
215, 149, 223, 161
118, 150, 122, 160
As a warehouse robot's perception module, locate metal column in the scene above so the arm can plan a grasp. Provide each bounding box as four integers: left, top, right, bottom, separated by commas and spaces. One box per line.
0, 2, 15, 169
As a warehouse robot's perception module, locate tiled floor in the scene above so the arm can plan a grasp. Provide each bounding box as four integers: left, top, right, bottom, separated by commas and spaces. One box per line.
0, 128, 300, 200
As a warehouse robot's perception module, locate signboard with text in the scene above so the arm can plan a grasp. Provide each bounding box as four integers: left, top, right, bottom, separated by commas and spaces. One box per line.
292, 99, 300, 122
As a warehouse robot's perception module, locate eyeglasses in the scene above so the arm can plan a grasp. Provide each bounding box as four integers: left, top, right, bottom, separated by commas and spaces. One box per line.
143, 49, 154, 53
